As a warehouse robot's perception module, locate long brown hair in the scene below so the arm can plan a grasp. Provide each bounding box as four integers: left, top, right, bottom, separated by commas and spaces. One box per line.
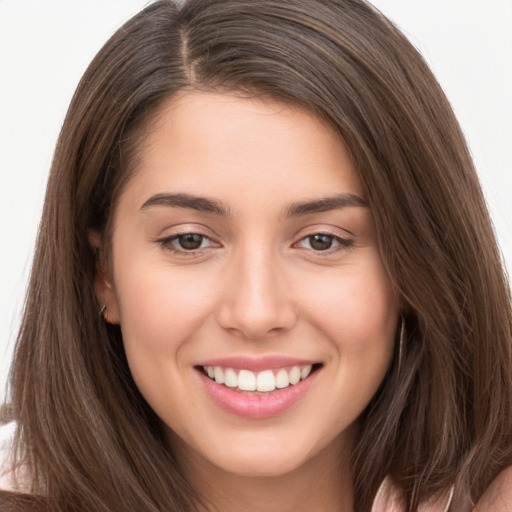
3, 1, 512, 511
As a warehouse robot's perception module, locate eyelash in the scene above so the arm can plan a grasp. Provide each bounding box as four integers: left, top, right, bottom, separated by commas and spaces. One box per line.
294, 232, 353, 253
157, 232, 217, 255
157, 231, 353, 256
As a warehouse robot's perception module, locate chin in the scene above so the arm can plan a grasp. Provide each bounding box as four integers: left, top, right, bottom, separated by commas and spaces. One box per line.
196, 425, 344, 480
211, 448, 311, 479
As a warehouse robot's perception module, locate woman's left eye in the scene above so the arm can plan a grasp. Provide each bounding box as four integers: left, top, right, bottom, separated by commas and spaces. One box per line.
296, 233, 352, 252
159, 233, 216, 253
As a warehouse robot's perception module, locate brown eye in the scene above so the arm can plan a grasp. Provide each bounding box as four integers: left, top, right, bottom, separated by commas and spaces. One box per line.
158, 232, 218, 255
177, 233, 205, 250
309, 234, 335, 251
295, 233, 353, 253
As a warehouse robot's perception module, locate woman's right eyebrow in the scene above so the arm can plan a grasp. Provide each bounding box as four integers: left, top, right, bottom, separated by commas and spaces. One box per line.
140, 193, 231, 216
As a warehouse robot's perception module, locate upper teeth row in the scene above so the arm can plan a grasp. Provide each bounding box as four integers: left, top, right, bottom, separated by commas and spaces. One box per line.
204, 365, 313, 392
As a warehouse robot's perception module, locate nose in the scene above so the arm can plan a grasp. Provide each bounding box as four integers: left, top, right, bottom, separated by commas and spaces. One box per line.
216, 245, 297, 340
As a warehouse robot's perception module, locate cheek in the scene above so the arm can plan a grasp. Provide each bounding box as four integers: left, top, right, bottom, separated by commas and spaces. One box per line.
112, 265, 220, 419
112, 260, 218, 362
296, 255, 398, 366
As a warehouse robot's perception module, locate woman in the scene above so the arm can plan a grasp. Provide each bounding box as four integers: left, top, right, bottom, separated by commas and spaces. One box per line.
2, 0, 512, 510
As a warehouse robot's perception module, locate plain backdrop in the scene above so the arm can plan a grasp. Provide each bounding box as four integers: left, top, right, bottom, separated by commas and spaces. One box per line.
1, 0, 511, 403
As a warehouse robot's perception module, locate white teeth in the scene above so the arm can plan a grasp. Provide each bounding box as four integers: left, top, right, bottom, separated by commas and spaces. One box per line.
203, 364, 315, 392
275, 368, 290, 388
224, 368, 238, 388
256, 370, 276, 392
214, 367, 225, 384
301, 364, 312, 379
238, 369, 256, 391
289, 366, 301, 385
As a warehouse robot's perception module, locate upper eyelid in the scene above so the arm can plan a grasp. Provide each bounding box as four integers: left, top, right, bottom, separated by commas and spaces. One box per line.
161, 230, 213, 240
292, 224, 354, 241
292, 219, 355, 234
155, 222, 217, 237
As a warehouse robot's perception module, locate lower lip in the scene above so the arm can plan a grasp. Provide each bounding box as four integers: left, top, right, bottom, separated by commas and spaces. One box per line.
197, 369, 319, 419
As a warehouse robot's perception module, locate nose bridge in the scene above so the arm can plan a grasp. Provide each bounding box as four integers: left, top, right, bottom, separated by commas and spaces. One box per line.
217, 239, 296, 339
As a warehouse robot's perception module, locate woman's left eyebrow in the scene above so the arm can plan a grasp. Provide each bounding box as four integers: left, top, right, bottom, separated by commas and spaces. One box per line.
284, 194, 368, 217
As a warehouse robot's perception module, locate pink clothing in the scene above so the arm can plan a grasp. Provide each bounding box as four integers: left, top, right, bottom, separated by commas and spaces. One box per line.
0, 422, 18, 492
371, 476, 454, 512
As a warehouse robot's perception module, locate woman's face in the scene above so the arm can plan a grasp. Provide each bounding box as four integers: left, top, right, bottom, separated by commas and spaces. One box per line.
96, 92, 398, 479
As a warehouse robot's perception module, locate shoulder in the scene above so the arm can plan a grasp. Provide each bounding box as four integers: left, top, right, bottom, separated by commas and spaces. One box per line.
474, 466, 512, 511
371, 469, 512, 512
371, 476, 453, 512
1, 421, 16, 490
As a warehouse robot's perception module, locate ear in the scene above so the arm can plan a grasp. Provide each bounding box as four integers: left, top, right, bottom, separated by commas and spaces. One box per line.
88, 230, 121, 324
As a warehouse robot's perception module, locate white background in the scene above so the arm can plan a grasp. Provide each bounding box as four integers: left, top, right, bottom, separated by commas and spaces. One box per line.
1, 1, 511, 404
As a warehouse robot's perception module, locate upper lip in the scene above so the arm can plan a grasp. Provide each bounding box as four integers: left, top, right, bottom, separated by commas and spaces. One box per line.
196, 356, 319, 372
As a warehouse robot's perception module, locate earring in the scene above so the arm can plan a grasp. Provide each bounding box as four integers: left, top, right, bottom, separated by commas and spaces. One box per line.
99, 305, 108, 322
398, 317, 405, 374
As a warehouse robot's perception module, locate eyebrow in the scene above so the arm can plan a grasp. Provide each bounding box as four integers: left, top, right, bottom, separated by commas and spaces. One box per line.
139, 192, 367, 217
140, 193, 230, 216
284, 194, 368, 217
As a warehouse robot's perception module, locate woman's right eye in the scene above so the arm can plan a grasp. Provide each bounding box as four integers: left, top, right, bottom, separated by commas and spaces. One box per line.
158, 233, 216, 253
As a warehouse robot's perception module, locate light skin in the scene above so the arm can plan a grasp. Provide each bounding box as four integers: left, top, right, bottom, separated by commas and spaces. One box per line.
93, 92, 399, 511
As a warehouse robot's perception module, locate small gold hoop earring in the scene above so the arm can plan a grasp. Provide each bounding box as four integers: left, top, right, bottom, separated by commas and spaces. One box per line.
99, 305, 108, 322
398, 317, 405, 374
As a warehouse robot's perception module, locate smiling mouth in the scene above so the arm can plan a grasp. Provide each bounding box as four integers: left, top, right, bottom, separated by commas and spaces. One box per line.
197, 364, 322, 394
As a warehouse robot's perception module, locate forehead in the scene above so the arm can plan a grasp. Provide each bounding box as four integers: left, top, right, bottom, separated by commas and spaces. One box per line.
121, 91, 364, 210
